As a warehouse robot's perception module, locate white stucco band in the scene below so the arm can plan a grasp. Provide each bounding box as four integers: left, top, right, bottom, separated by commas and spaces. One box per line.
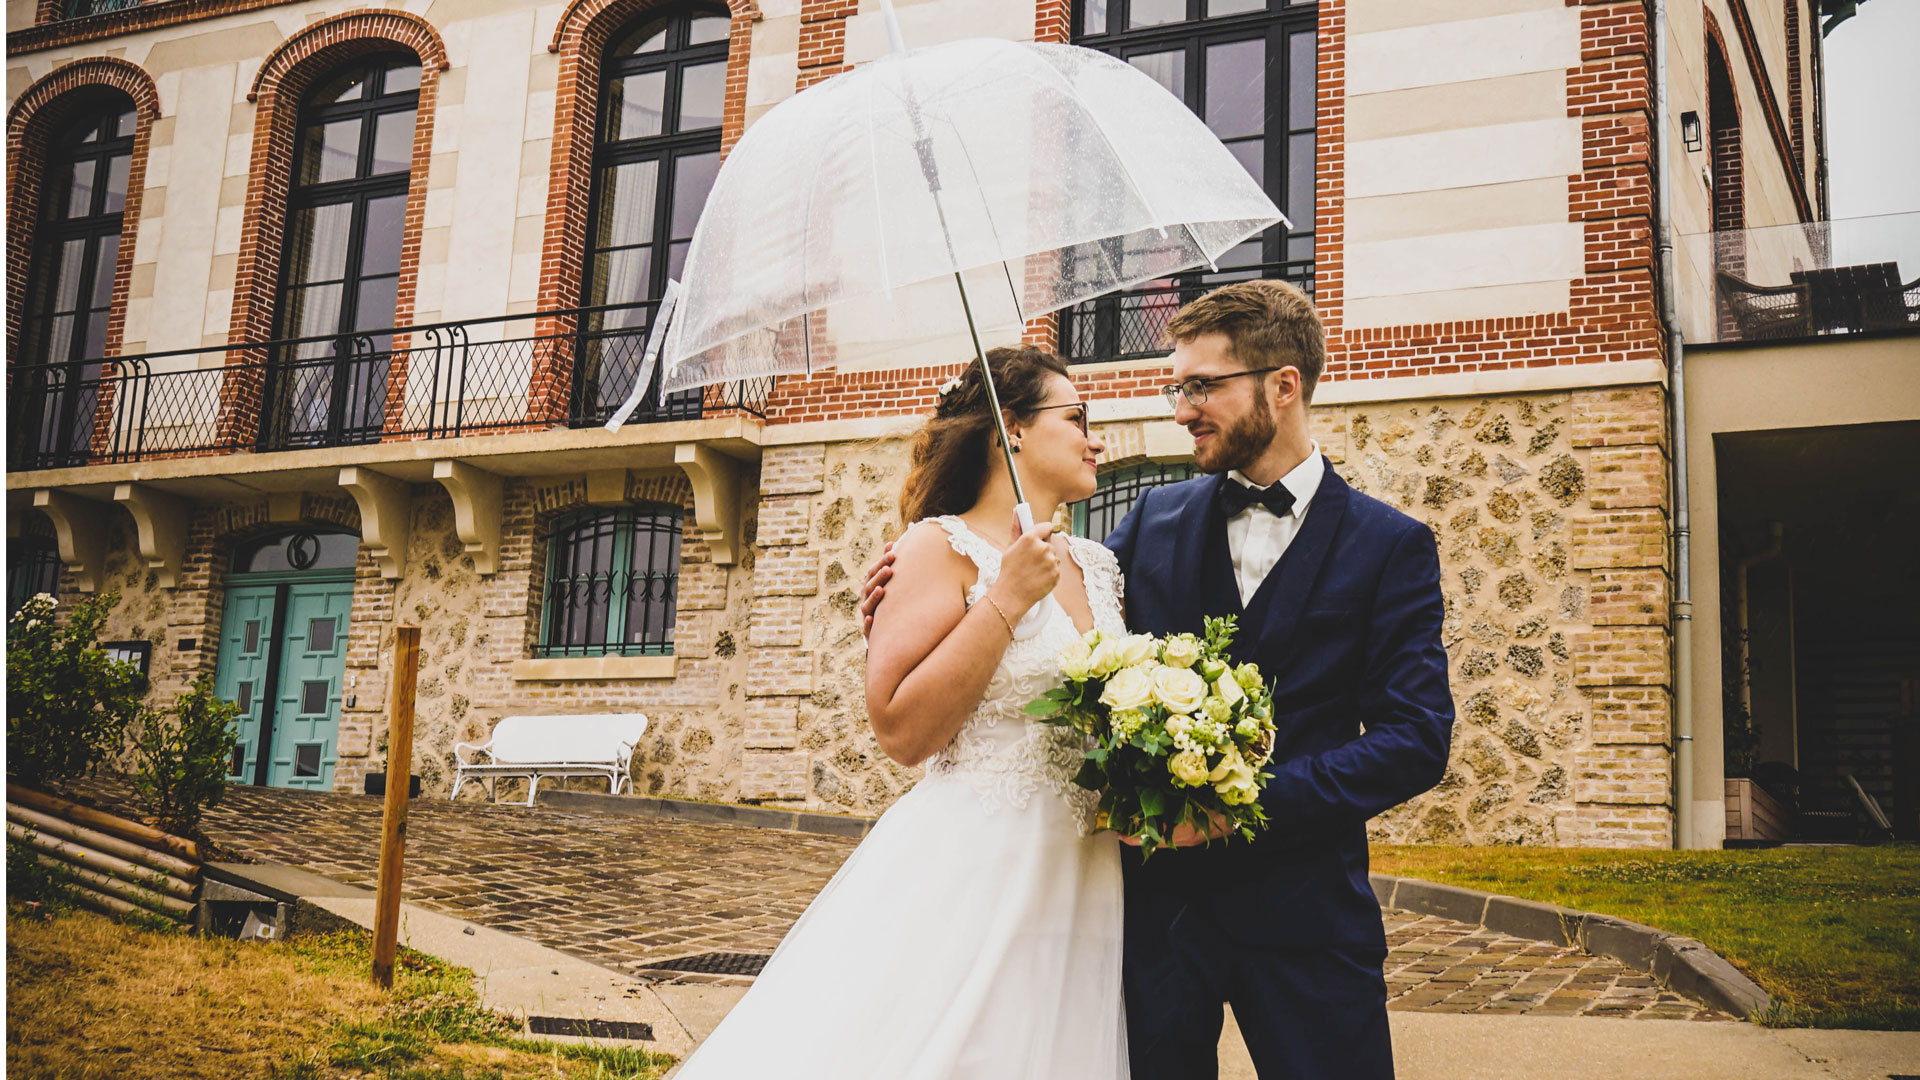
1347, 118, 1582, 198
1346, 221, 1586, 299
1347, 6, 1581, 96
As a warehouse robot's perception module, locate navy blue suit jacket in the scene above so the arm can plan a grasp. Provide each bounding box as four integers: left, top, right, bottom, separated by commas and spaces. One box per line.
1103, 462, 1453, 946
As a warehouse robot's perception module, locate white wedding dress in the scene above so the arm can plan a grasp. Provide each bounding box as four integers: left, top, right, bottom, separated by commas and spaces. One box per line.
672, 515, 1129, 1079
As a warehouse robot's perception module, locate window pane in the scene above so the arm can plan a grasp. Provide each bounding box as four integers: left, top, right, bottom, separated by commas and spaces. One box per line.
1082, 0, 1108, 35
1218, 237, 1262, 270
299, 119, 364, 185
614, 19, 669, 56
309, 68, 367, 105
285, 203, 355, 283
606, 71, 667, 141
1288, 30, 1315, 130
114, 108, 138, 139
282, 283, 345, 343
1129, 0, 1185, 28
63, 159, 97, 219
1226, 136, 1264, 187
81, 310, 109, 362
360, 195, 407, 275
1287, 131, 1314, 219
670, 150, 721, 240
1204, 39, 1265, 139
39, 316, 75, 366
588, 247, 653, 307
678, 62, 726, 131
595, 160, 660, 248
1207, 0, 1264, 13
667, 239, 692, 281
370, 109, 416, 174
354, 275, 399, 334
53, 238, 88, 310
90, 236, 120, 309
688, 14, 730, 44
1287, 233, 1314, 261
382, 62, 422, 95
1129, 50, 1187, 104
102, 152, 130, 214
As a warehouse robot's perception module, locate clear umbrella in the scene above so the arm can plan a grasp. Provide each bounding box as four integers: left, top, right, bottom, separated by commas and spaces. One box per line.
642, 2, 1286, 526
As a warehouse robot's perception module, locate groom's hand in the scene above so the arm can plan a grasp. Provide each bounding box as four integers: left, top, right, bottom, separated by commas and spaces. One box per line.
859, 542, 898, 638
1119, 809, 1235, 848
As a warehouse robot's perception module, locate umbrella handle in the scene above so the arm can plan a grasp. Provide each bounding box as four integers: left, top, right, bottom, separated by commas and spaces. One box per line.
1014, 502, 1035, 533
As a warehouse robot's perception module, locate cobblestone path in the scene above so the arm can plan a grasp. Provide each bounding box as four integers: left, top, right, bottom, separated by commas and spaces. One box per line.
75, 778, 1728, 1020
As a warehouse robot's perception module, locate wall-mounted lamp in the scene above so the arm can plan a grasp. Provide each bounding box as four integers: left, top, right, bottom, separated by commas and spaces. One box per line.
1681, 111, 1703, 153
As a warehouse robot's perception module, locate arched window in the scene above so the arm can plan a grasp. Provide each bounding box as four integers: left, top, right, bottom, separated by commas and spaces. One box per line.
574, 8, 729, 426
231, 528, 362, 574
1073, 461, 1196, 543
262, 55, 421, 451
16, 97, 138, 468
1066, 0, 1316, 361
539, 505, 683, 657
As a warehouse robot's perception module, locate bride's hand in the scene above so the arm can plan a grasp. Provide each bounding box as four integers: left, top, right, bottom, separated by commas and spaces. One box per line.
987, 522, 1059, 618
859, 542, 898, 638
1119, 809, 1235, 848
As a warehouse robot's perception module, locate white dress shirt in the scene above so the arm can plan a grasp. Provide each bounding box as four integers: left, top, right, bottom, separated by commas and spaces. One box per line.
1224, 443, 1325, 606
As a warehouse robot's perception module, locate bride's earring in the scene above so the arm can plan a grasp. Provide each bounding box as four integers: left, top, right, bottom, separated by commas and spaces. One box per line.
1011, 439, 1022, 454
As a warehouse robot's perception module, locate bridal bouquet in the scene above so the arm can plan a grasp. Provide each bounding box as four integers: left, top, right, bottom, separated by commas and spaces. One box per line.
1026, 616, 1275, 857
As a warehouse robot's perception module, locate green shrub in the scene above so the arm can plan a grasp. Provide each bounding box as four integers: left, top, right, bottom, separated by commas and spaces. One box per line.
132, 675, 241, 838
6, 835, 79, 913
5, 592, 146, 790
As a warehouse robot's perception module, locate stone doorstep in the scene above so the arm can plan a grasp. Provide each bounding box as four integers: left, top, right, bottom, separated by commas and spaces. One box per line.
205, 861, 698, 1060
534, 789, 876, 840
1370, 873, 1772, 1020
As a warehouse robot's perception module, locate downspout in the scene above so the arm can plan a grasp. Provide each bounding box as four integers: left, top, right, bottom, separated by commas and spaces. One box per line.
1651, 0, 1698, 847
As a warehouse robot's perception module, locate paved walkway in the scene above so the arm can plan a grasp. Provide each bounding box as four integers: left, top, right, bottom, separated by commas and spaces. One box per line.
79, 777, 1725, 1020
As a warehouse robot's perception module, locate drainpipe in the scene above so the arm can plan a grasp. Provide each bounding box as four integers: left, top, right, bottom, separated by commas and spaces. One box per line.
1651, 0, 1698, 848
1735, 523, 1785, 752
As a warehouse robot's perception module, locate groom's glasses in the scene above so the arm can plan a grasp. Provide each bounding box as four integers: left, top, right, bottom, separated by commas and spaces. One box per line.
1029, 402, 1090, 437
1161, 368, 1281, 408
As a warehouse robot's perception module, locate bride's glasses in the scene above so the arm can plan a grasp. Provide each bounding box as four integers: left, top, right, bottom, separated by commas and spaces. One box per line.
1029, 402, 1089, 437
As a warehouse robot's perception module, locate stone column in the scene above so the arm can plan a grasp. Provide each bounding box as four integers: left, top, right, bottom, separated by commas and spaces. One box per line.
1569, 386, 1675, 846
741, 444, 824, 804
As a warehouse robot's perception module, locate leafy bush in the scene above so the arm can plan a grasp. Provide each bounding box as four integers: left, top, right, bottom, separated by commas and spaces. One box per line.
6, 593, 147, 790
133, 675, 241, 838
6, 835, 79, 913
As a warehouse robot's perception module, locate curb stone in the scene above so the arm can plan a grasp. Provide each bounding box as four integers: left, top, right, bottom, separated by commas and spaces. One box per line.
534, 790, 875, 839
1369, 873, 1772, 1020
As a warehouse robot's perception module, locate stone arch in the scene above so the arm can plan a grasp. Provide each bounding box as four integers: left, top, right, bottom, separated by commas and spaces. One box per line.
528, 0, 758, 420
220, 12, 450, 447
6, 57, 162, 361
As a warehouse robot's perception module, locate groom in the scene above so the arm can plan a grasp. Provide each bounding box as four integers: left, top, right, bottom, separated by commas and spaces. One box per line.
1104, 279, 1452, 1079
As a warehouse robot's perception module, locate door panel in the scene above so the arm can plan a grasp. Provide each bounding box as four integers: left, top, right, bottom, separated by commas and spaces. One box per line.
267, 582, 353, 789
214, 585, 279, 784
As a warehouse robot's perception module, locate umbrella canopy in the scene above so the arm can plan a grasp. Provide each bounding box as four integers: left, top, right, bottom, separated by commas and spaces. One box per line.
657, 34, 1286, 394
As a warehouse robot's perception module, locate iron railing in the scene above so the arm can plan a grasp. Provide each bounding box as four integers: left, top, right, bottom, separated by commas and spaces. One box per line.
1682, 211, 1920, 344
61, 0, 146, 18
1059, 259, 1314, 364
6, 302, 773, 471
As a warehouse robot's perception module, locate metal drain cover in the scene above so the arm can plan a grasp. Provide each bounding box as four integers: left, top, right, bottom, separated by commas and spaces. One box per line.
640, 951, 770, 976
527, 1016, 654, 1041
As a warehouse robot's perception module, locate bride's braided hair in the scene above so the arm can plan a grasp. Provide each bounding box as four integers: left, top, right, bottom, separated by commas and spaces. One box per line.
899, 345, 1069, 527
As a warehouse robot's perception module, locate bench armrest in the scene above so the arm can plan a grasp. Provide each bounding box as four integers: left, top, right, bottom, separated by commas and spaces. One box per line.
453, 740, 494, 766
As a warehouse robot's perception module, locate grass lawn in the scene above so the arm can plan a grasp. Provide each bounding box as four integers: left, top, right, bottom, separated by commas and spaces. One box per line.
5, 903, 676, 1079
1371, 843, 1920, 1030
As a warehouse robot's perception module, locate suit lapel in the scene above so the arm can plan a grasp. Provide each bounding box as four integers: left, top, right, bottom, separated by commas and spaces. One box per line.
1247, 460, 1349, 656
1174, 474, 1240, 634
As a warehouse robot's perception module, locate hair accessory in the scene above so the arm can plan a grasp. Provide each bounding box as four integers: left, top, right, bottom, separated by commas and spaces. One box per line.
937, 372, 966, 398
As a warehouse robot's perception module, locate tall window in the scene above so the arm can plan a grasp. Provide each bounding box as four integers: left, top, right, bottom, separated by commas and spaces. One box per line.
6, 518, 63, 617
17, 98, 137, 468
1066, 0, 1317, 361
1073, 461, 1196, 543
575, 9, 729, 426
263, 56, 420, 450
539, 505, 682, 657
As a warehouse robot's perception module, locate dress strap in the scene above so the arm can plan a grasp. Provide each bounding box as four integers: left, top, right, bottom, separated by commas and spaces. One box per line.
1065, 535, 1125, 632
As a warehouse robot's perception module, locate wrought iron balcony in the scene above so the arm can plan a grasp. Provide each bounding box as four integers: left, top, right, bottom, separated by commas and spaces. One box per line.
1058, 258, 1314, 364
60, 0, 148, 19
1683, 212, 1920, 345
6, 302, 772, 472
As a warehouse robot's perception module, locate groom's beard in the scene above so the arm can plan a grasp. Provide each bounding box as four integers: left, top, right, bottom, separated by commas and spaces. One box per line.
1192, 395, 1278, 474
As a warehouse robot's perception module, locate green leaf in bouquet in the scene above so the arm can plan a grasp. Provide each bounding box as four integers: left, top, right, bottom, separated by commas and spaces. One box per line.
1138, 787, 1166, 819
1024, 698, 1063, 718
1070, 759, 1105, 791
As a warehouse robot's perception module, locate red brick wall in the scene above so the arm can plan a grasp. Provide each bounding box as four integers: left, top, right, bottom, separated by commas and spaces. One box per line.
1784, 0, 1803, 175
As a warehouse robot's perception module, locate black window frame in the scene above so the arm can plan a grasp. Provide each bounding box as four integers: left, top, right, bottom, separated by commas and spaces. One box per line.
6, 517, 64, 618
573, 6, 731, 427
261, 54, 423, 452
536, 504, 684, 658
1072, 460, 1197, 543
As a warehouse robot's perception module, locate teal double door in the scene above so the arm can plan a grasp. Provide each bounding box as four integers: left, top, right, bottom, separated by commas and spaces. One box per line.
213, 570, 353, 789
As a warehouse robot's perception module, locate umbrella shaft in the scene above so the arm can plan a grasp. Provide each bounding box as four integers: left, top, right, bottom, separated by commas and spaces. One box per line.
951, 269, 1028, 511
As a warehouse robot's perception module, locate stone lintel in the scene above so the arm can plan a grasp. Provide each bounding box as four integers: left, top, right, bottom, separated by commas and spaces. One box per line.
31, 488, 108, 593
675, 443, 744, 566
585, 468, 629, 506
431, 460, 503, 576
112, 483, 189, 590
338, 467, 410, 579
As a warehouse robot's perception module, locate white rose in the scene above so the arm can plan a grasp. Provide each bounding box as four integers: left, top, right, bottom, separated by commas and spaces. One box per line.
1214, 672, 1246, 707
1151, 666, 1208, 715
1087, 639, 1122, 679
1164, 714, 1192, 740
1210, 748, 1260, 806
1160, 634, 1203, 669
1114, 634, 1158, 669
1099, 665, 1155, 713
1059, 640, 1095, 681
1168, 750, 1210, 787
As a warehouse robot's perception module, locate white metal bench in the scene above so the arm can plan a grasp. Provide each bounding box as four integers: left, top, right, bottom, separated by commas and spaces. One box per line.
451, 714, 649, 806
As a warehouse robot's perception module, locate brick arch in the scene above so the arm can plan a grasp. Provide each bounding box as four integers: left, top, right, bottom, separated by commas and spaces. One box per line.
220, 11, 450, 447
528, 0, 758, 421
1702, 11, 1744, 268
6, 57, 161, 361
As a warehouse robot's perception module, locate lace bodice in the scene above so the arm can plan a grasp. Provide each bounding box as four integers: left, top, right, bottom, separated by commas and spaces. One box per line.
915, 515, 1128, 833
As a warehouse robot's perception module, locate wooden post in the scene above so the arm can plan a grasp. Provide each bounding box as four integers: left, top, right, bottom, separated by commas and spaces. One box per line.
371, 625, 421, 989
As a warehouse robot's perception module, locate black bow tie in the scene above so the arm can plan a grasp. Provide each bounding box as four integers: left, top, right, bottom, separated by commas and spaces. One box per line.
1218, 478, 1296, 519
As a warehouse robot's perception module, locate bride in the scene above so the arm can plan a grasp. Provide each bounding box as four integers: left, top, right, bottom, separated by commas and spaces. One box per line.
671, 345, 1129, 1078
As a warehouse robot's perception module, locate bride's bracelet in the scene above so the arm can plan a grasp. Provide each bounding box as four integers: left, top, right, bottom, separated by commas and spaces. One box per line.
982, 596, 1017, 639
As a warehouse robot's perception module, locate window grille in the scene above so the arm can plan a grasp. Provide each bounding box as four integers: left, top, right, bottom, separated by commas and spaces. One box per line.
538, 505, 683, 657
1072, 461, 1197, 544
